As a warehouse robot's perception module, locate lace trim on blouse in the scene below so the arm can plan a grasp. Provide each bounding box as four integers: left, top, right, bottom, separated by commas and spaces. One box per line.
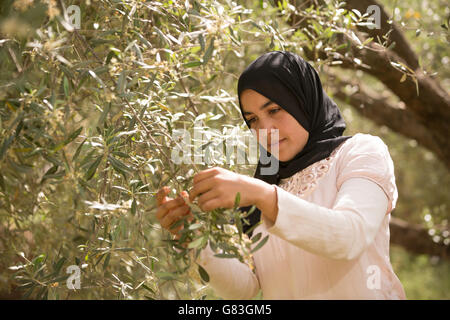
278, 142, 346, 197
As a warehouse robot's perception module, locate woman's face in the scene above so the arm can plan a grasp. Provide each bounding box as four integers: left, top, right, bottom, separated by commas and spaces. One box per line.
240, 89, 309, 162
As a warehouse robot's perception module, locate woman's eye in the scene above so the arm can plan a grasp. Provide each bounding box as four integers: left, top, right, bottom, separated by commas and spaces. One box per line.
247, 109, 279, 124
269, 108, 280, 114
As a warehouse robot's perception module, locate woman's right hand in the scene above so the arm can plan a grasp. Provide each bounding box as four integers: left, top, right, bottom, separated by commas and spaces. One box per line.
156, 186, 193, 239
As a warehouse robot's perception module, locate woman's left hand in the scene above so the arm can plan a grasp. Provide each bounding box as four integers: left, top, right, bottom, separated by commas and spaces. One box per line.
189, 167, 262, 212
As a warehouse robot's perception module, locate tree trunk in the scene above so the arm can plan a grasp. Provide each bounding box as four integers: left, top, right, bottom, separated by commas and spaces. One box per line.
390, 217, 449, 260
280, 0, 450, 169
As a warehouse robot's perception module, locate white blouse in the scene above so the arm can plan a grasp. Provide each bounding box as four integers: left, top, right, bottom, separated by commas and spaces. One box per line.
195, 133, 406, 300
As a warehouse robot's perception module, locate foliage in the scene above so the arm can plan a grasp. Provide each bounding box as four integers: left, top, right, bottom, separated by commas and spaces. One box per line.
0, 0, 296, 300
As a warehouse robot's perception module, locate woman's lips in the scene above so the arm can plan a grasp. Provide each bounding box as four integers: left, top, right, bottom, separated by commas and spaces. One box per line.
269, 138, 286, 148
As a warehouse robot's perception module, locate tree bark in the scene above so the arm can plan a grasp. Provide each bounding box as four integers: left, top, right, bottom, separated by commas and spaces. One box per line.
279, 0, 450, 170
328, 74, 442, 155
390, 217, 449, 260
337, 44, 450, 169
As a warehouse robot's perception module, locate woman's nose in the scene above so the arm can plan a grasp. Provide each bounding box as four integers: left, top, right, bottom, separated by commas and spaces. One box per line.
257, 120, 278, 143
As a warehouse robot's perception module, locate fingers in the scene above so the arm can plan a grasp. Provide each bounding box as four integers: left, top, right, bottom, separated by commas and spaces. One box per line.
180, 190, 190, 203
192, 167, 220, 184
160, 203, 191, 231
198, 198, 221, 212
156, 188, 195, 236
156, 195, 185, 220
156, 186, 170, 206
197, 189, 220, 210
180, 191, 194, 223
189, 177, 216, 202
172, 225, 184, 239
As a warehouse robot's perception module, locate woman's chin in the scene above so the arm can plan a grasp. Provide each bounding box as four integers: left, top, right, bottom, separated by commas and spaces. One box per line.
271, 152, 289, 162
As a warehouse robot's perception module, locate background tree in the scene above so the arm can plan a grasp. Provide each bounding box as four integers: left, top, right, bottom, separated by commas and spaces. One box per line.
0, 0, 448, 299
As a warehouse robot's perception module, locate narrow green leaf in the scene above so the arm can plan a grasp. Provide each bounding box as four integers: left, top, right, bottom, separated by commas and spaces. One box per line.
131, 198, 136, 215
188, 236, 206, 249
251, 232, 262, 244
94, 253, 106, 267
170, 218, 185, 230
108, 155, 131, 179
241, 205, 256, 219
15, 120, 23, 138
198, 264, 209, 283
88, 69, 106, 89
98, 103, 111, 126
72, 138, 87, 162
103, 253, 110, 270
32, 254, 46, 266
236, 218, 243, 239
133, 31, 152, 48
202, 37, 214, 64
198, 33, 205, 51
153, 26, 170, 46
60, 65, 75, 79
251, 234, 269, 253
0, 174, 5, 192
233, 192, 241, 208
188, 223, 202, 230
117, 70, 126, 94
250, 21, 263, 31
41, 165, 58, 183
105, 50, 119, 65
9, 159, 33, 173
64, 127, 83, 146
244, 220, 261, 236
63, 76, 70, 97
214, 253, 238, 259
43, 153, 63, 167
51, 274, 70, 283
22, 286, 36, 299
0, 135, 14, 161
141, 284, 154, 293
108, 155, 131, 171
111, 151, 130, 158
84, 155, 102, 181
183, 61, 202, 68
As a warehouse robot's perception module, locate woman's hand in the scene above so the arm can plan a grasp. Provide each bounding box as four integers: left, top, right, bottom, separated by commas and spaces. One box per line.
156, 186, 193, 239
188, 167, 266, 212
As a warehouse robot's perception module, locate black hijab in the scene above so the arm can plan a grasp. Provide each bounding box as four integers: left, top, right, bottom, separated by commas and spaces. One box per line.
237, 51, 353, 235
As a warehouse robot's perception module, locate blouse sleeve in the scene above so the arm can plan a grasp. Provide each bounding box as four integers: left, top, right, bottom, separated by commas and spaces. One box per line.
264, 177, 389, 260
194, 244, 260, 299
335, 134, 398, 215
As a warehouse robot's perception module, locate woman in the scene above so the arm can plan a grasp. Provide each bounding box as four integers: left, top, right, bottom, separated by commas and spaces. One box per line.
156, 51, 406, 299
